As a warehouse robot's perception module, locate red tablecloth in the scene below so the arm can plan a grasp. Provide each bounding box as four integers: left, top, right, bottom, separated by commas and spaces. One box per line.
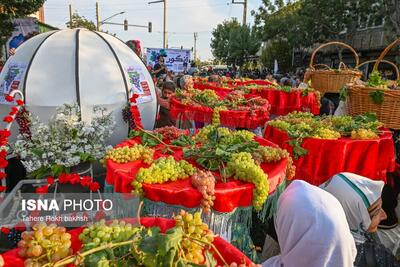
257, 89, 320, 115
106, 137, 287, 213
193, 82, 320, 116
169, 97, 270, 129
264, 126, 396, 185
0, 218, 252, 267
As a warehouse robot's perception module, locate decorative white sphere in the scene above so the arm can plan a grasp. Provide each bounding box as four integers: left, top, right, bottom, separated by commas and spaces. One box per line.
0, 28, 157, 145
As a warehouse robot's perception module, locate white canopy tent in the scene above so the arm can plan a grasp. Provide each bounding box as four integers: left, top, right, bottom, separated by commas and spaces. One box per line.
0, 28, 157, 145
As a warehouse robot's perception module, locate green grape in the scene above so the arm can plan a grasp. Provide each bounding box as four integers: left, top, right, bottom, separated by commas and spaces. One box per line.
174, 210, 214, 265
104, 144, 154, 164
132, 156, 196, 195
20, 223, 72, 266
225, 152, 269, 211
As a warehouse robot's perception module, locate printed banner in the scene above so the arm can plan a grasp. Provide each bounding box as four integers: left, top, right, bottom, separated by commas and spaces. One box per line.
0, 63, 26, 104
127, 65, 153, 104
146, 48, 191, 73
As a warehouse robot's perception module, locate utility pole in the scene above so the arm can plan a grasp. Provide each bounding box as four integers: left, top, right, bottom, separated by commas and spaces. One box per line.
193, 32, 198, 62
232, 0, 247, 26
148, 0, 167, 48
69, 4, 73, 28
96, 2, 100, 31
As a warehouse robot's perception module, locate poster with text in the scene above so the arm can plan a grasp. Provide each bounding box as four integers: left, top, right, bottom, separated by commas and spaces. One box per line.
146, 48, 191, 73
127, 65, 153, 104
0, 64, 26, 104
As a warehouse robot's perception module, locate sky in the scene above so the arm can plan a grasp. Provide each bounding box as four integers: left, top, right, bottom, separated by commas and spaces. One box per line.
43, 0, 264, 60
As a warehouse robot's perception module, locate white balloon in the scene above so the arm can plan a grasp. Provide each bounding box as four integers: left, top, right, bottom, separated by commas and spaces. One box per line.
0, 28, 157, 145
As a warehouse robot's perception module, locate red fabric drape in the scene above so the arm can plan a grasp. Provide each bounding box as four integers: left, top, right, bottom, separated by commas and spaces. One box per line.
264, 126, 396, 185
1, 218, 252, 267
169, 97, 270, 129
106, 137, 287, 213
193, 82, 320, 115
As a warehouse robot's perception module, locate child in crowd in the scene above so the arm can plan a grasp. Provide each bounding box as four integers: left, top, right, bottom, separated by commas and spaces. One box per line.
155, 81, 176, 128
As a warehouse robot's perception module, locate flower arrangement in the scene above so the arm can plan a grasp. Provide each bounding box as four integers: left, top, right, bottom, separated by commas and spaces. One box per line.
13, 103, 115, 177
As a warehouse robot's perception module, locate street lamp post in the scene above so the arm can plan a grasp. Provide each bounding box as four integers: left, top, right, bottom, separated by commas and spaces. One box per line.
148, 0, 167, 48
100, 11, 126, 25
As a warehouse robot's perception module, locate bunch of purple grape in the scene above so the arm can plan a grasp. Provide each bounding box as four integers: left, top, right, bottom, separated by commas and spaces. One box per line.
122, 104, 135, 130
15, 107, 31, 138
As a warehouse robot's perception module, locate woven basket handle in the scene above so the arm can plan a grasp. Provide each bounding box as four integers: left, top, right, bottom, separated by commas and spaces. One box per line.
373, 38, 400, 80
312, 64, 331, 70
310, 41, 359, 70
358, 59, 400, 80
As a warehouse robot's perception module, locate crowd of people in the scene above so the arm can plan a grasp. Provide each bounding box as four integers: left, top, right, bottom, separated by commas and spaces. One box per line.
150, 58, 400, 267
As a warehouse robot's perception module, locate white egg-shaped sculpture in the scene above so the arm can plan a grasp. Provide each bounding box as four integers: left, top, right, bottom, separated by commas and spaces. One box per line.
0, 28, 157, 145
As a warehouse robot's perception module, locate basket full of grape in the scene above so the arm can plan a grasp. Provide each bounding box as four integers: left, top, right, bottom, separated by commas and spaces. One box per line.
304, 41, 362, 94
0, 212, 261, 267
345, 38, 400, 129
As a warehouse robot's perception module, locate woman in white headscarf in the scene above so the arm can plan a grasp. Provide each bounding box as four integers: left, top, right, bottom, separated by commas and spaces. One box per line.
262, 180, 357, 267
321, 172, 400, 267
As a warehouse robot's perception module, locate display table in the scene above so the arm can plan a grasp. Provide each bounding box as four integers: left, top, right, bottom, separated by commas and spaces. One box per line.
264, 126, 396, 185
105, 136, 288, 259
169, 97, 270, 129
193, 82, 320, 116
0, 218, 253, 267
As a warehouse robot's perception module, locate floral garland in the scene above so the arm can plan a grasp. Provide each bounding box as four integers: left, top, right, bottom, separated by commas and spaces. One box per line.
0, 92, 25, 193
35, 173, 100, 194
129, 93, 143, 129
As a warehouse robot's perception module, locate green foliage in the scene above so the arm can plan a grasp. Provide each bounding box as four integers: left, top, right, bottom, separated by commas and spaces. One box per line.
260, 40, 293, 72
253, 0, 385, 68
129, 130, 162, 147
211, 19, 260, 66
66, 13, 96, 30
367, 71, 386, 87
183, 126, 259, 171
369, 90, 385, 104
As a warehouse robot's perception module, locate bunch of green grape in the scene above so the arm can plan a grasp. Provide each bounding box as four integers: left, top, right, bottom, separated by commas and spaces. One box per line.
225, 152, 269, 211
312, 128, 341, 140
174, 210, 214, 264
351, 128, 378, 140
268, 119, 291, 131
132, 156, 196, 195
256, 146, 289, 163
18, 223, 72, 267
104, 144, 154, 164
212, 106, 227, 126
79, 219, 138, 245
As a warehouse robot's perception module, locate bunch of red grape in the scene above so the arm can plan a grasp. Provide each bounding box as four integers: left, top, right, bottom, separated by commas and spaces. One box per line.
122, 104, 135, 130
153, 126, 185, 140
15, 107, 31, 137
191, 170, 216, 212
18, 223, 72, 267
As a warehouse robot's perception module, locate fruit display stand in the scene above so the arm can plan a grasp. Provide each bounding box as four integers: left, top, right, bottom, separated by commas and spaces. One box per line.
0, 218, 255, 267
170, 97, 270, 129
264, 117, 396, 186
193, 82, 321, 116
103, 129, 290, 258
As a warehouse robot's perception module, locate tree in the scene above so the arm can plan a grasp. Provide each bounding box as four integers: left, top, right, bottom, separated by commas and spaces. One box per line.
253, 0, 384, 69
66, 13, 96, 31
260, 41, 292, 72
211, 19, 260, 66
210, 19, 241, 63
0, 0, 46, 55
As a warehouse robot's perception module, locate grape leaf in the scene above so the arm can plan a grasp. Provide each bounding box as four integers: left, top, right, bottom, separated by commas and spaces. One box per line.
339, 86, 348, 101
368, 90, 384, 104
158, 227, 183, 256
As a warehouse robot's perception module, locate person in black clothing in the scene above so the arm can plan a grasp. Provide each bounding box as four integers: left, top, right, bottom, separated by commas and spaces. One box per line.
155, 81, 176, 128
153, 55, 167, 78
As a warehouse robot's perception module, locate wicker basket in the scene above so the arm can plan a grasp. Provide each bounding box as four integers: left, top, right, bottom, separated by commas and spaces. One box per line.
305, 41, 362, 94
347, 39, 400, 129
